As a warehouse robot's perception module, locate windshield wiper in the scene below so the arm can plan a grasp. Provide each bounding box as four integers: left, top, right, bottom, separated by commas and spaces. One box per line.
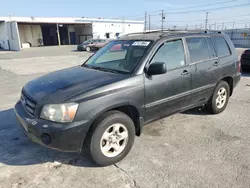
83, 65, 129, 74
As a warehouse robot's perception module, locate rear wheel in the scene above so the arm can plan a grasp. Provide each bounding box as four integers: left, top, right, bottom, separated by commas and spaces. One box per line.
86, 111, 135, 166
207, 81, 230, 114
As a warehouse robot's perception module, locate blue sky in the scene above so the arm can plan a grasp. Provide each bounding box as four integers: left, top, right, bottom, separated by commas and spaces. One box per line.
1, 0, 250, 29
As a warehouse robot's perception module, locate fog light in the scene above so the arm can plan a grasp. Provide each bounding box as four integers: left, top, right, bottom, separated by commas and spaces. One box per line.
41, 133, 51, 145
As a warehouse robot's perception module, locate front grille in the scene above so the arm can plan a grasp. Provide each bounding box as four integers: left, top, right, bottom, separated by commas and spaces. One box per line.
21, 91, 37, 116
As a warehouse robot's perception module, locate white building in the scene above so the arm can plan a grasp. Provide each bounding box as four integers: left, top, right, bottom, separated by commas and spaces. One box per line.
0, 16, 144, 51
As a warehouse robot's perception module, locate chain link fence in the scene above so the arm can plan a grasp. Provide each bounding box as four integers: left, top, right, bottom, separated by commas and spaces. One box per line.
224, 29, 250, 48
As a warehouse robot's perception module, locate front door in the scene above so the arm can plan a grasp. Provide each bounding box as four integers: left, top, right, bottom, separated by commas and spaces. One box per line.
145, 39, 192, 123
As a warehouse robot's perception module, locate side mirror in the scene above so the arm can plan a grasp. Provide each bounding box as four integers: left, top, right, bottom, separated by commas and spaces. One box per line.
146, 62, 166, 75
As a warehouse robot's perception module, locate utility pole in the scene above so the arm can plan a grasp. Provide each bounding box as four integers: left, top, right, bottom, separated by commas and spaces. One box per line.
148, 14, 151, 31
222, 23, 224, 30
185, 24, 188, 30
56, 23, 61, 46
232, 22, 235, 29
205, 12, 209, 30
160, 10, 165, 32
214, 22, 216, 30
144, 11, 147, 32
200, 22, 203, 30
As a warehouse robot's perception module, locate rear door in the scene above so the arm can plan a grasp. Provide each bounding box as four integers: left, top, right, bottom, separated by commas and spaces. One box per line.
211, 36, 235, 76
185, 37, 221, 105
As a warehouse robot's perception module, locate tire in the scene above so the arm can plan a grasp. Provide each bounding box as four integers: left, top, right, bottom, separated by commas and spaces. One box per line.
86, 110, 135, 166
207, 81, 230, 114
86, 46, 91, 52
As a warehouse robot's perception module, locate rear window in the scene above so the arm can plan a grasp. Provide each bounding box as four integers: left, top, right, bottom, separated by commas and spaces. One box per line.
211, 37, 231, 57
186, 37, 210, 63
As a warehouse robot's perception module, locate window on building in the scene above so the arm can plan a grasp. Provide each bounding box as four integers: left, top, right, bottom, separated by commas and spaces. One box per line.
151, 39, 185, 70
211, 37, 231, 57
115, 33, 120, 38
105, 33, 110, 38
186, 37, 210, 63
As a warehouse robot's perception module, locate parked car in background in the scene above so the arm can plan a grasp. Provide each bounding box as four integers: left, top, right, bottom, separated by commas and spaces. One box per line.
77, 39, 107, 52
240, 49, 250, 72
14, 31, 240, 166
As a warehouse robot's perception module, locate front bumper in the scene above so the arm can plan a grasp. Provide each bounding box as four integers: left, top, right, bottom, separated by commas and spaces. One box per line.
14, 101, 91, 152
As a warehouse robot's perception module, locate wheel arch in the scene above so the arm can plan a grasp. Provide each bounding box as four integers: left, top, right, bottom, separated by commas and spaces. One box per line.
221, 76, 233, 96
86, 103, 143, 139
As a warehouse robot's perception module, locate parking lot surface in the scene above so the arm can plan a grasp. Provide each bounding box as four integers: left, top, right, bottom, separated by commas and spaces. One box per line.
0, 46, 250, 188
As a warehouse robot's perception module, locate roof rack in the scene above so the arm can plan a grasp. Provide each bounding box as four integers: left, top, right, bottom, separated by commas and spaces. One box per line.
120, 29, 223, 38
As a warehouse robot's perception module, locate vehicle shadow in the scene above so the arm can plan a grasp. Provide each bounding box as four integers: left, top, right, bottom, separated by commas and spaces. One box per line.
182, 107, 210, 116
0, 108, 98, 168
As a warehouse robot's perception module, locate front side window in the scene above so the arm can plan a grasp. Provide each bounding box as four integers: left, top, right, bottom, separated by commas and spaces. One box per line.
186, 37, 210, 63
151, 39, 185, 70
83, 40, 152, 74
211, 36, 231, 57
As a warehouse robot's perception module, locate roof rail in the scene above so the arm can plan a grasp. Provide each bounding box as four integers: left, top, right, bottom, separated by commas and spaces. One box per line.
119, 29, 223, 38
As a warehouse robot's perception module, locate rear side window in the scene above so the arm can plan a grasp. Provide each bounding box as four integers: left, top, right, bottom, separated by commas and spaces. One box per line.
186, 37, 210, 63
207, 38, 216, 58
211, 37, 231, 57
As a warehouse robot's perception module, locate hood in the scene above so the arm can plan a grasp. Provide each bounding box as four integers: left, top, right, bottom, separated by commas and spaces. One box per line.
23, 66, 127, 103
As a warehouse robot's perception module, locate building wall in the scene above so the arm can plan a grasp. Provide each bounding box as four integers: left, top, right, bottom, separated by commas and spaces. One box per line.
74, 24, 93, 44
0, 22, 9, 50
6, 21, 21, 51
18, 24, 43, 47
92, 22, 144, 39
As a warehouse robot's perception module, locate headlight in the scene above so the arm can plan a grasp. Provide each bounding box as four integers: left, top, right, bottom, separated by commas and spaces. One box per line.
40, 103, 79, 123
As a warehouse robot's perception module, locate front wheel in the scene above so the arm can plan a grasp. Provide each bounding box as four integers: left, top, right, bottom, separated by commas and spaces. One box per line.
206, 81, 230, 114
86, 111, 135, 166
86, 46, 91, 52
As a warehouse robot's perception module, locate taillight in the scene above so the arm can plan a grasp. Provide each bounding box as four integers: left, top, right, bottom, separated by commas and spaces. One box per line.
238, 61, 241, 72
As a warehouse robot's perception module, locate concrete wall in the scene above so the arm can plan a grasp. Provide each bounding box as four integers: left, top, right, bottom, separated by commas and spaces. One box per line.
18, 24, 43, 47
6, 21, 21, 51
92, 22, 144, 39
0, 22, 9, 50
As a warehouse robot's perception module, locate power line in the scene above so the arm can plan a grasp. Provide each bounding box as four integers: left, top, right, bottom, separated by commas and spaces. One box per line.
167, 3, 250, 14
143, 0, 238, 14
166, 0, 238, 11
121, 0, 239, 19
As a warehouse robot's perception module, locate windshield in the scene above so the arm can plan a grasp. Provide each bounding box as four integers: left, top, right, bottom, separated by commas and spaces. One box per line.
83, 40, 152, 74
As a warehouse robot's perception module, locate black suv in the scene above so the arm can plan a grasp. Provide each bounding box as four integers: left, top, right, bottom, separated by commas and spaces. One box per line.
15, 31, 241, 166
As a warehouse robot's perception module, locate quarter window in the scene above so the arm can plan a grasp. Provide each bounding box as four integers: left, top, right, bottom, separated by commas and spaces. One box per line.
186, 37, 210, 63
151, 40, 185, 70
211, 37, 231, 57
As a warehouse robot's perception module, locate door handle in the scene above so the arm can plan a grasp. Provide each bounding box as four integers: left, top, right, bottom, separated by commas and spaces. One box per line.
181, 70, 189, 75
213, 61, 219, 66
